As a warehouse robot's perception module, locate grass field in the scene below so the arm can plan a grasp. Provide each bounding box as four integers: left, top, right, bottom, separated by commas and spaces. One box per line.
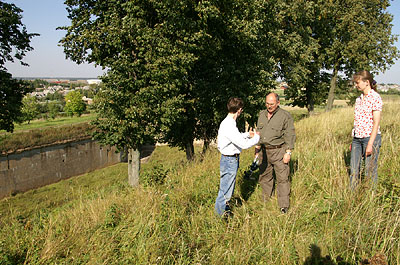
0, 115, 95, 154
0, 99, 399, 264
7, 114, 95, 132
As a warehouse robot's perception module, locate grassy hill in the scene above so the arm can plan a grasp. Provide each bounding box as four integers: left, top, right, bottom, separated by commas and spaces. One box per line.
0, 101, 399, 264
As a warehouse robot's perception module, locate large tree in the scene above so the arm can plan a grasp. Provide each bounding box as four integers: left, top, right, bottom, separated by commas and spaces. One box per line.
273, 0, 398, 113
321, 0, 399, 111
0, 1, 38, 132
60, 0, 193, 186
59, 0, 275, 185
158, 0, 276, 159
272, 0, 322, 114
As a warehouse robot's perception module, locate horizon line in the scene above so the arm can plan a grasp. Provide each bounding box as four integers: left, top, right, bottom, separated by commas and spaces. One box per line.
12, 76, 101, 80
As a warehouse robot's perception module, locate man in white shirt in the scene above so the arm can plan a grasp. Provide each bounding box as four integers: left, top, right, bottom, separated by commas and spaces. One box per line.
215, 97, 260, 217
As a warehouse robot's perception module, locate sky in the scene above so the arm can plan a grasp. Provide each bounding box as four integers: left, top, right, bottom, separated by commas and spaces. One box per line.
3, 0, 400, 83
4, 0, 105, 78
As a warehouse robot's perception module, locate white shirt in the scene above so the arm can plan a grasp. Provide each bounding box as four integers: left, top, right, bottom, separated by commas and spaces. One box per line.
217, 115, 260, 155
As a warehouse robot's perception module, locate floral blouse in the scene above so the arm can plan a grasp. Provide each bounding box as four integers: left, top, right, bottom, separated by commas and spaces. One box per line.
353, 89, 382, 138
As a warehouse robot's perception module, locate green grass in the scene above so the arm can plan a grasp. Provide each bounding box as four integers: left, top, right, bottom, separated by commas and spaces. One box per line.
9, 114, 95, 132
1, 101, 399, 264
0, 113, 96, 154
0, 122, 93, 154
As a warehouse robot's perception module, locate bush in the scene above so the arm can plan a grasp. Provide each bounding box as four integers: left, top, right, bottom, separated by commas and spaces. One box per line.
141, 164, 169, 187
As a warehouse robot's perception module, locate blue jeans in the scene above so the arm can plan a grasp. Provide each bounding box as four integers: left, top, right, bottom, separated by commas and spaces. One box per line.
350, 134, 381, 189
215, 155, 239, 216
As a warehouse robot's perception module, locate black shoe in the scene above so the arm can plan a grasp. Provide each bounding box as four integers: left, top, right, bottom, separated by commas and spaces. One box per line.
280, 207, 288, 214
222, 210, 234, 221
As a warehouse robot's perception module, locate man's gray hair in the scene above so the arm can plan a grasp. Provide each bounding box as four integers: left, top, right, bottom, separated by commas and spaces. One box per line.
268, 92, 280, 101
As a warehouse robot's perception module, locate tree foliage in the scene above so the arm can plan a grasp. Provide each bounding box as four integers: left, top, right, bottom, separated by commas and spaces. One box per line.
64, 90, 86, 117
0, 1, 38, 68
272, 0, 322, 113
59, 0, 399, 156
59, 0, 275, 159
0, 1, 38, 132
274, 0, 398, 113
58, 0, 399, 186
0, 71, 31, 131
26, 79, 49, 91
45, 91, 64, 102
155, 0, 276, 159
322, 0, 399, 110
19, 95, 40, 124
47, 101, 62, 119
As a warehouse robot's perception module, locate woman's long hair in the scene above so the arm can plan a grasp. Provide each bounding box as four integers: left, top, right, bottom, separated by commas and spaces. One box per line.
352, 70, 378, 92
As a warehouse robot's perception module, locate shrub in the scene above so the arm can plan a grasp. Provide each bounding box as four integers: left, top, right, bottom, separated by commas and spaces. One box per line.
141, 164, 169, 187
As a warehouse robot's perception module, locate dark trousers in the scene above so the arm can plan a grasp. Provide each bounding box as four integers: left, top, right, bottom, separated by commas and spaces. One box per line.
258, 146, 290, 208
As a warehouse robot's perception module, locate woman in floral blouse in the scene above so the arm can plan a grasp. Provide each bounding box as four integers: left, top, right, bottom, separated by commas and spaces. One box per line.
350, 70, 382, 189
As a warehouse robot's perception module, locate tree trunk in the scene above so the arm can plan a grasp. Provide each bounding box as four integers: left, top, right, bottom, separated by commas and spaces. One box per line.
120, 146, 128, 162
307, 93, 315, 115
307, 102, 315, 115
326, 67, 338, 111
185, 140, 195, 161
128, 147, 141, 187
202, 138, 210, 155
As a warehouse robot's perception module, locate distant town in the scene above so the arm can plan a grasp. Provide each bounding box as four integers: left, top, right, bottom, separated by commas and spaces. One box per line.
377, 83, 400, 92
16, 77, 400, 102
18, 78, 102, 105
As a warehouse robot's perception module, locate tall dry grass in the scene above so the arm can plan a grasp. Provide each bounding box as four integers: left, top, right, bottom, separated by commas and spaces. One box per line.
0, 100, 399, 264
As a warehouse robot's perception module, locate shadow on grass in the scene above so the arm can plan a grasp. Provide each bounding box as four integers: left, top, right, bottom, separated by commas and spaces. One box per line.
239, 171, 260, 201
304, 244, 351, 265
292, 112, 309, 122
237, 158, 299, 203
0, 249, 27, 265
343, 149, 351, 176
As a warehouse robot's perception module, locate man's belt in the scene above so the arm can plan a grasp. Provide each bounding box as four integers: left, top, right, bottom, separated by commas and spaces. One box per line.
222, 153, 240, 157
264, 144, 284, 150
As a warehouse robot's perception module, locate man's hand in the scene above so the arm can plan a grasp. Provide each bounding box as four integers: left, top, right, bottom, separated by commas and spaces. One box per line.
249, 127, 254, 137
249, 127, 260, 138
283, 152, 291, 164
254, 145, 261, 157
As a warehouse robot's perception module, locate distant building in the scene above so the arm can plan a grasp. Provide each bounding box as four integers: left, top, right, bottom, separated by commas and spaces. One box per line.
377, 84, 400, 92
87, 79, 102, 85
82, 96, 93, 105
62, 89, 72, 96
44, 79, 69, 84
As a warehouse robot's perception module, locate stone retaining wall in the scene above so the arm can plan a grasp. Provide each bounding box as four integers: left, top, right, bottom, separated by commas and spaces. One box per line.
0, 139, 121, 199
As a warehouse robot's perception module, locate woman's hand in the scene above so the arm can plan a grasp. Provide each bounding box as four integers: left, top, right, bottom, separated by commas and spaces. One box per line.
366, 143, 373, 156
